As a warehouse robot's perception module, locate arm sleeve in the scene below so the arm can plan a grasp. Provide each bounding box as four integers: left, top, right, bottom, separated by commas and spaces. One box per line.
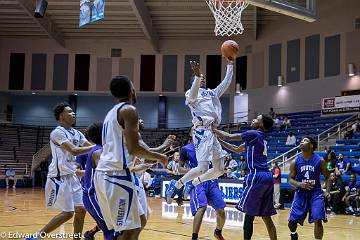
50, 129, 69, 146
185, 75, 202, 105
213, 64, 234, 97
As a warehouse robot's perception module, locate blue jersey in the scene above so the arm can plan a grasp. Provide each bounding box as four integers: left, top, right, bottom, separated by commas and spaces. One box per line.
295, 153, 322, 191
83, 145, 102, 194
348, 181, 360, 196
240, 130, 269, 171
180, 143, 198, 168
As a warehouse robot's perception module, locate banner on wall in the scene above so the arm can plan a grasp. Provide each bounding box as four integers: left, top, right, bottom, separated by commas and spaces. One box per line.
92, 0, 105, 22
79, 0, 91, 27
161, 179, 244, 204
321, 95, 360, 115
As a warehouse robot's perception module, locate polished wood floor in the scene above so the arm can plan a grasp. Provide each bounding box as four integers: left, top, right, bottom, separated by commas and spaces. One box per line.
1, 188, 360, 239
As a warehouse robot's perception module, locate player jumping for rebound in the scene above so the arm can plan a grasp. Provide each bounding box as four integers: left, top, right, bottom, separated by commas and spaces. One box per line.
214, 114, 277, 240
288, 136, 329, 240
166, 58, 234, 203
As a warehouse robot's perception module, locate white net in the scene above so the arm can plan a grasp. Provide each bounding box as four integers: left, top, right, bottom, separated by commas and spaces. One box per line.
206, 0, 249, 36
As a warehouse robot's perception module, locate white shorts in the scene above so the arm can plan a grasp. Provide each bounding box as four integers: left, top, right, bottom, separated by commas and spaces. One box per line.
193, 127, 227, 163
94, 169, 141, 232
45, 174, 83, 212
134, 175, 148, 219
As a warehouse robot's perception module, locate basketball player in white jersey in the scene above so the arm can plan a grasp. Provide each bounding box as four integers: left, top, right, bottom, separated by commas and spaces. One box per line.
94, 76, 168, 240
27, 102, 94, 240
166, 58, 234, 204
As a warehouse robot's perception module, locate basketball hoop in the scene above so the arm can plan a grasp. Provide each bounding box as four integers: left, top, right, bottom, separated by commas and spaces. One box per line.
206, 0, 249, 36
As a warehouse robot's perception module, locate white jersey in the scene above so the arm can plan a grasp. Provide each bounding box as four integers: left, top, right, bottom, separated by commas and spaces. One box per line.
96, 102, 133, 171
185, 64, 233, 128
48, 126, 86, 177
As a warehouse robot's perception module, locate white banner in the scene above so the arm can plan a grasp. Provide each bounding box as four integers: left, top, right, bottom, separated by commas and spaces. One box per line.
161, 180, 244, 204
321, 95, 360, 115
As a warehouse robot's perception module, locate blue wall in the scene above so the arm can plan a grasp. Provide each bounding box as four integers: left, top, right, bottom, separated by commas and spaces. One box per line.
10, 94, 230, 128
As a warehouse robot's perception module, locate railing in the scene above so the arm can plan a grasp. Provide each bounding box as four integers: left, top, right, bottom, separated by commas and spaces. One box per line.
317, 113, 358, 150
267, 145, 300, 173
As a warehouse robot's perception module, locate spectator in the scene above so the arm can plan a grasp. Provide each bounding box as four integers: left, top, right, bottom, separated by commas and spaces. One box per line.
269, 107, 276, 119
239, 169, 247, 180
285, 132, 297, 147
325, 147, 337, 173
271, 161, 281, 209
5, 165, 17, 189
344, 129, 354, 140
335, 154, 351, 175
280, 116, 291, 131
227, 155, 238, 171
140, 170, 152, 193
351, 120, 359, 133
225, 167, 238, 179
237, 155, 248, 173
40, 160, 48, 188
342, 174, 360, 215
274, 115, 281, 129
325, 172, 346, 215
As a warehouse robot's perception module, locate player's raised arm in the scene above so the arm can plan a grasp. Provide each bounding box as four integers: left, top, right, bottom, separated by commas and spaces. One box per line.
187, 61, 202, 104
288, 159, 313, 190
150, 135, 176, 153
119, 105, 168, 166
213, 128, 242, 141
213, 58, 234, 97
218, 138, 245, 153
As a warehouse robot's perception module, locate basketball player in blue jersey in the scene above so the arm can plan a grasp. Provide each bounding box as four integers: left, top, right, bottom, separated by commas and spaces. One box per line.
94, 76, 168, 240
288, 136, 329, 240
178, 136, 226, 240
166, 58, 234, 204
26, 103, 94, 240
214, 114, 277, 240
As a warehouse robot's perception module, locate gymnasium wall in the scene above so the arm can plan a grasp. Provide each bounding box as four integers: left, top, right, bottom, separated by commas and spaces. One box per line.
0, 0, 359, 125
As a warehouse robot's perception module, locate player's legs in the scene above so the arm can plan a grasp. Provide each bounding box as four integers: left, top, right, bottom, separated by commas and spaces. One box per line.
192, 207, 206, 240
73, 206, 86, 239
207, 180, 226, 240
40, 211, 74, 233
175, 161, 209, 189
262, 216, 277, 240
118, 228, 141, 240
288, 221, 298, 240
192, 157, 225, 186
314, 220, 324, 240
214, 208, 225, 240
5, 177, 9, 187
243, 214, 254, 240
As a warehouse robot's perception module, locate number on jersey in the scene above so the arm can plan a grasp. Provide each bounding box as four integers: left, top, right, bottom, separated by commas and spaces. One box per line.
304, 170, 310, 180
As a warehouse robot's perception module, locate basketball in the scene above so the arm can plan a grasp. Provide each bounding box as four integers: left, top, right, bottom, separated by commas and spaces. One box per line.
221, 40, 239, 59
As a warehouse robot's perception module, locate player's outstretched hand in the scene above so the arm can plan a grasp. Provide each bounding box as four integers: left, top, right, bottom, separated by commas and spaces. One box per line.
158, 154, 168, 167
190, 61, 201, 77
226, 56, 235, 65
136, 163, 154, 172
213, 128, 229, 140
164, 135, 176, 146
299, 182, 313, 190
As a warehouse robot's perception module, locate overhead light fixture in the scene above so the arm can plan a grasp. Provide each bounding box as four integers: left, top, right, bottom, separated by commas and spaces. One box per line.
74, 93, 78, 96
235, 83, 241, 95
348, 63, 356, 77
277, 75, 283, 87
31, 92, 36, 95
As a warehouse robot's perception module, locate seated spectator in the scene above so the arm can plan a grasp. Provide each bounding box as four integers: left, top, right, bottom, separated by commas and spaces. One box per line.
280, 116, 291, 131
239, 169, 247, 180
5, 166, 17, 189
325, 172, 346, 215
342, 174, 360, 215
227, 155, 238, 171
269, 107, 276, 119
237, 155, 248, 173
352, 120, 359, 133
325, 147, 337, 173
344, 129, 354, 140
140, 170, 152, 193
336, 153, 351, 175
274, 115, 281, 128
285, 132, 297, 147
351, 158, 360, 175
225, 167, 238, 179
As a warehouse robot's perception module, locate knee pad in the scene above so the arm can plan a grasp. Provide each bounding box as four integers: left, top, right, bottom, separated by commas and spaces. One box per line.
288, 221, 297, 232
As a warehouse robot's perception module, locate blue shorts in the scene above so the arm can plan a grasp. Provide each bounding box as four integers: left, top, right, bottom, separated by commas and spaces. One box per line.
83, 193, 117, 240
236, 170, 276, 217
190, 180, 226, 216
288, 190, 327, 225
